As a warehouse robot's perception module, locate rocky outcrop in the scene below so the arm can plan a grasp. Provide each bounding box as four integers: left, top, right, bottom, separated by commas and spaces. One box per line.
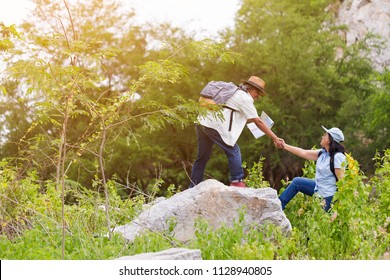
113, 179, 291, 243
115, 248, 202, 260
337, 0, 390, 71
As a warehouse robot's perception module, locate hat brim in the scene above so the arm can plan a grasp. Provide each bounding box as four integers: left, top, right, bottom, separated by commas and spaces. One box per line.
242, 80, 267, 95
321, 125, 344, 143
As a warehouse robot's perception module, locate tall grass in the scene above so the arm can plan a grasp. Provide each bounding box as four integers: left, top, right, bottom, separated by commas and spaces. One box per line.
0, 151, 389, 259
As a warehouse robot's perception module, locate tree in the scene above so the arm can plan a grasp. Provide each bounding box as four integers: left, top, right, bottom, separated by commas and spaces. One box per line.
217, 0, 381, 186
0, 0, 235, 258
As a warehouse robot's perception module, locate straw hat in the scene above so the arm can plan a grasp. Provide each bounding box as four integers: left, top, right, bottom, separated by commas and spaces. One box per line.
242, 76, 267, 95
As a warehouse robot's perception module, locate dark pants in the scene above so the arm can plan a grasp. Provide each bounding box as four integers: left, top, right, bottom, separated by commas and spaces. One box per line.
189, 125, 244, 188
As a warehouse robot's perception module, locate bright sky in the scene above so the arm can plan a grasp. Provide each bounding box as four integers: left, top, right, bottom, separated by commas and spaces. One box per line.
0, 0, 240, 37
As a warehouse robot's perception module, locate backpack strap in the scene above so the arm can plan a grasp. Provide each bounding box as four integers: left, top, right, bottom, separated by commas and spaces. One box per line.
331, 152, 346, 182
330, 154, 337, 182
222, 105, 237, 132
228, 109, 234, 131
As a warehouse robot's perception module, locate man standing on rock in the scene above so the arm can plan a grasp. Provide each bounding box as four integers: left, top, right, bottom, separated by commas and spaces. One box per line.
189, 75, 283, 188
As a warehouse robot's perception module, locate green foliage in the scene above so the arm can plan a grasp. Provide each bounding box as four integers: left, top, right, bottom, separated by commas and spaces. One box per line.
190, 150, 389, 260
243, 157, 270, 188
1, 150, 389, 259
281, 152, 389, 259
223, 0, 386, 185
0, 22, 20, 51
2, 0, 387, 192
0, 0, 389, 260
0, 0, 236, 195
0, 162, 147, 259
126, 232, 174, 257
301, 154, 317, 179
192, 209, 300, 260
0, 226, 128, 260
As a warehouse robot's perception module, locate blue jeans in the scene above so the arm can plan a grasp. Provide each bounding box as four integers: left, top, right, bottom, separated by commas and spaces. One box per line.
278, 177, 333, 212
189, 125, 244, 188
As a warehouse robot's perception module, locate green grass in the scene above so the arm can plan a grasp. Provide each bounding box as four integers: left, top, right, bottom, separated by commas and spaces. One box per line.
0, 151, 389, 260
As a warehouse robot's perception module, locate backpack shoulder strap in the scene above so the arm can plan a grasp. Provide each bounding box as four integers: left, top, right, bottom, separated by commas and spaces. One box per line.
330, 154, 337, 182
330, 152, 345, 182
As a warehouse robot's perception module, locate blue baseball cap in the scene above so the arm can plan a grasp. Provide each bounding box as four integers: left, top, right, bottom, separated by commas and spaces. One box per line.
322, 126, 344, 143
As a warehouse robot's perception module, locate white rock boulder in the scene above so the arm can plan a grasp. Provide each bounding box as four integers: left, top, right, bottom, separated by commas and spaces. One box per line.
115, 248, 202, 260
113, 179, 291, 243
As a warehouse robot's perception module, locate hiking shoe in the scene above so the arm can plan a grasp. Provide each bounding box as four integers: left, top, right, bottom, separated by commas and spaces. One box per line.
230, 181, 247, 188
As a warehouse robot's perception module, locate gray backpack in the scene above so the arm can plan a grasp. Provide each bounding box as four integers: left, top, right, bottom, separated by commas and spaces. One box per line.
199, 81, 239, 105
199, 81, 239, 131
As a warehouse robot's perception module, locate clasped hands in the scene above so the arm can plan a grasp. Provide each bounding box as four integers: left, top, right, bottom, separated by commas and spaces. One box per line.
273, 138, 286, 149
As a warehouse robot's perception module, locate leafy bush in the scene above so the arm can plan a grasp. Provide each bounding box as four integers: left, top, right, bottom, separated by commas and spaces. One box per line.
0, 162, 146, 259
243, 157, 270, 189
1, 151, 389, 259
192, 151, 389, 260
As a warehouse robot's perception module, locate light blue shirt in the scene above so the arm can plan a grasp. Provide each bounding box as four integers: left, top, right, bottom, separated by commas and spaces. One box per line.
314, 148, 346, 198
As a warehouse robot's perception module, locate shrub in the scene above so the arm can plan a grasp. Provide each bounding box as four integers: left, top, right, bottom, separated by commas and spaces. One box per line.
0, 150, 389, 259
